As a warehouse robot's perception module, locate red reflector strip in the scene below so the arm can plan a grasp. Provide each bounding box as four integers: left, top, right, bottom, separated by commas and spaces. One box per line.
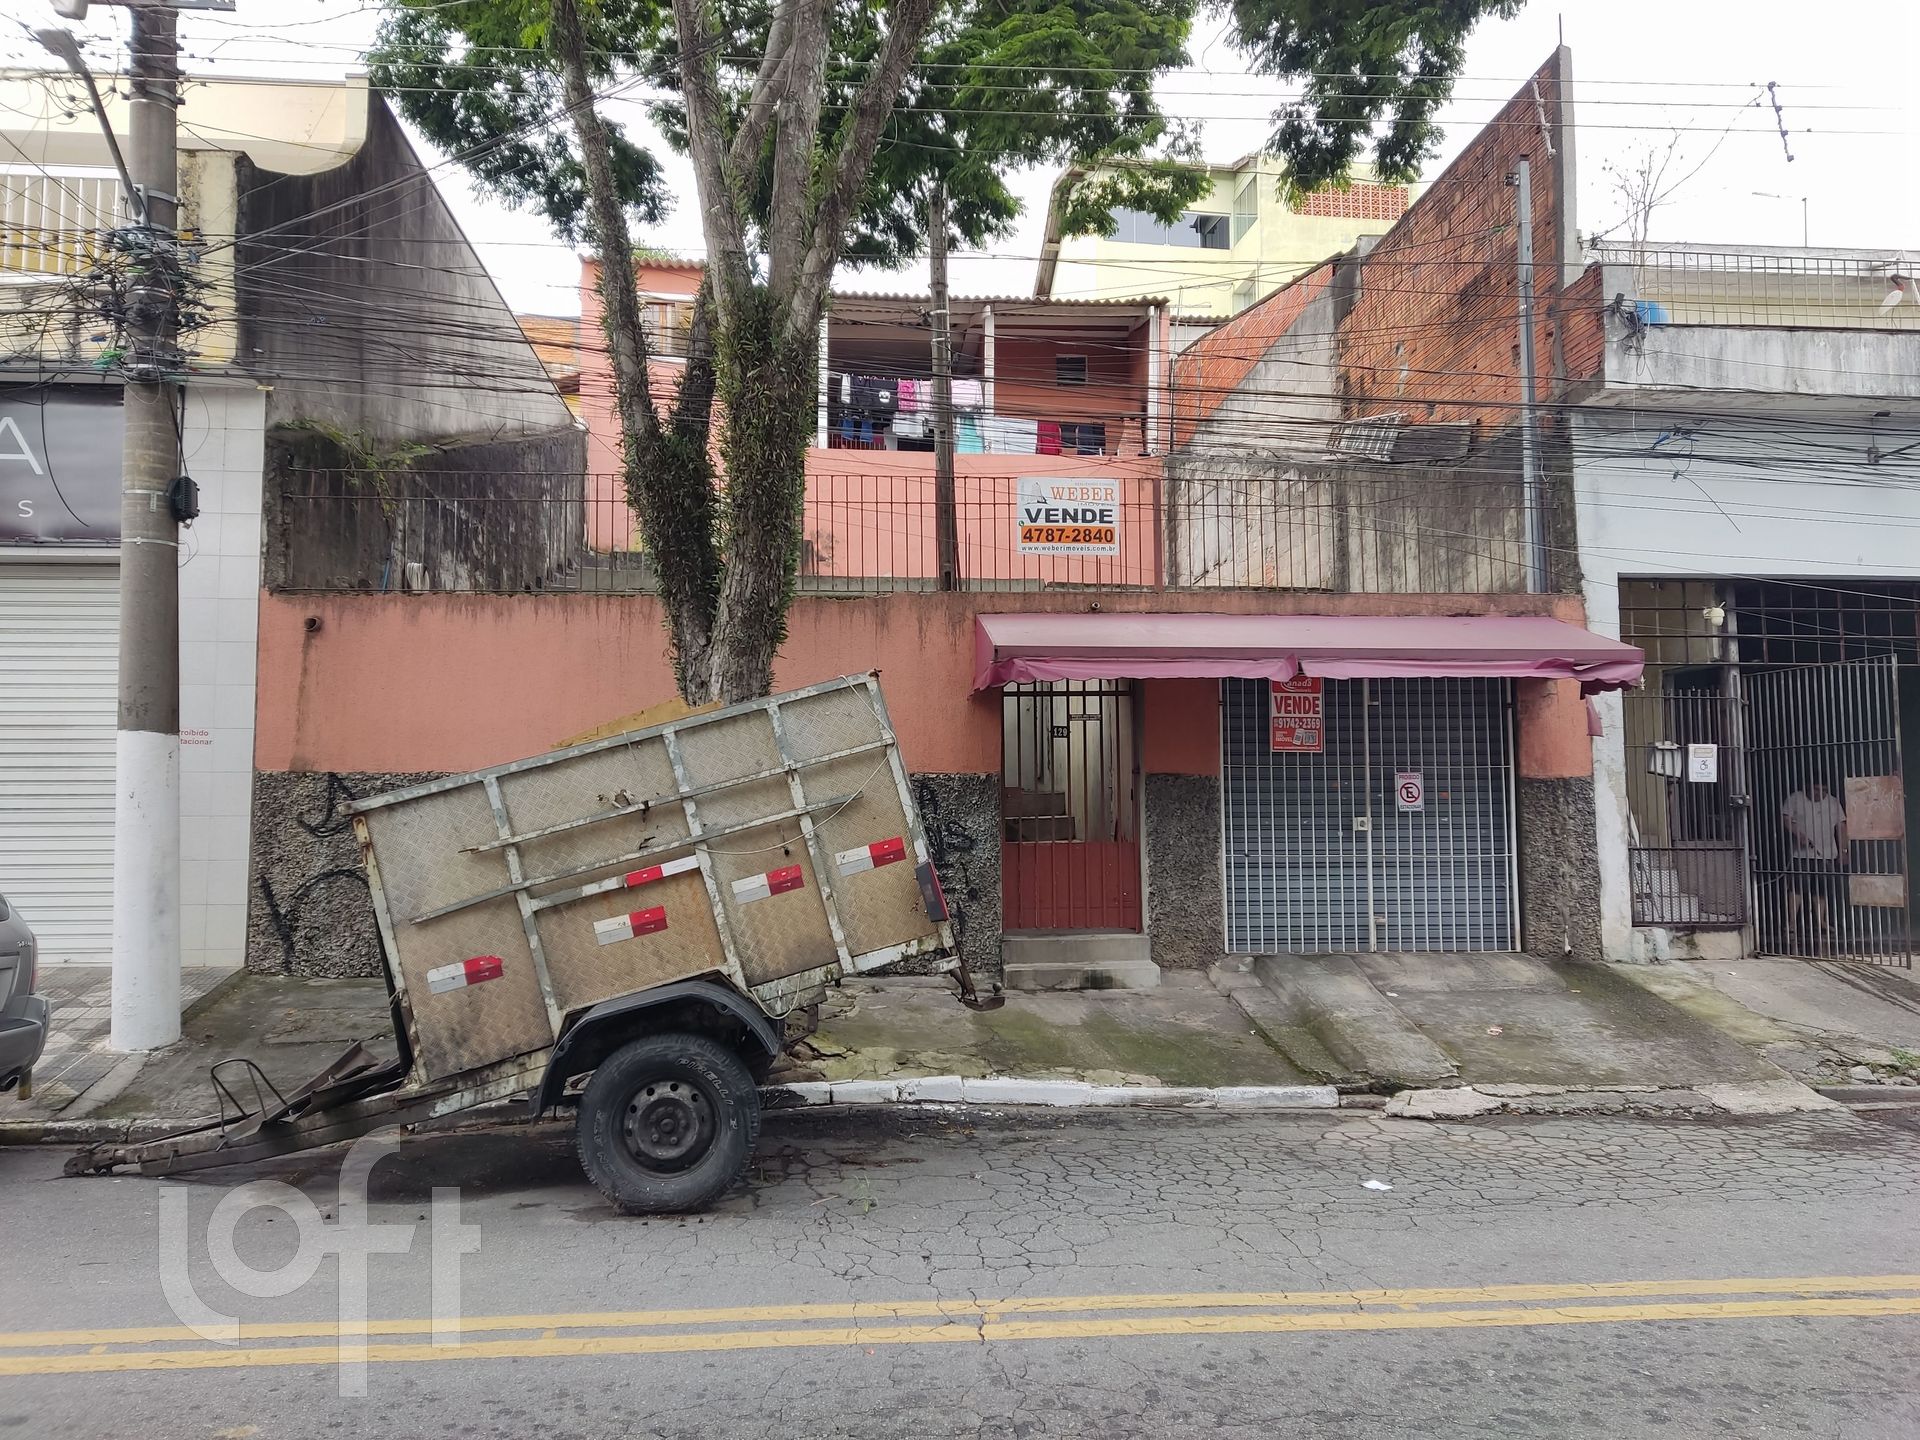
731, 864, 807, 904
624, 855, 700, 889
835, 835, 907, 876
426, 955, 506, 994
593, 907, 669, 946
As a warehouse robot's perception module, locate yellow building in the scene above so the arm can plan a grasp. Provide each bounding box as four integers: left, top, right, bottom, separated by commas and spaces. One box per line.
1034, 157, 1412, 324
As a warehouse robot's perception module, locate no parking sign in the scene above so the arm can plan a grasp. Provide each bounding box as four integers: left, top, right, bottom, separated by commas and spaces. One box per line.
1395, 771, 1425, 812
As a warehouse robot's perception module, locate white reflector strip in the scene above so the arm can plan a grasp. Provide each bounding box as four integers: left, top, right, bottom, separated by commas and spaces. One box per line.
731, 864, 805, 904
835, 835, 908, 876
426, 955, 505, 994
593, 907, 669, 945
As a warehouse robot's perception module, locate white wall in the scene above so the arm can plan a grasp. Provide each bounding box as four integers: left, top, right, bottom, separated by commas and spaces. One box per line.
1574, 409, 1920, 959
178, 384, 265, 970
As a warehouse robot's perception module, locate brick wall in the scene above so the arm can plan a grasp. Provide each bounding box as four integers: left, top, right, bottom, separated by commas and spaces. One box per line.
1338, 51, 1572, 425
1171, 260, 1338, 446
1556, 265, 1605, 386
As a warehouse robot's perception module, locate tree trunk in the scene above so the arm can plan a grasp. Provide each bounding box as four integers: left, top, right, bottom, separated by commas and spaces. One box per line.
695, 295, 820, 703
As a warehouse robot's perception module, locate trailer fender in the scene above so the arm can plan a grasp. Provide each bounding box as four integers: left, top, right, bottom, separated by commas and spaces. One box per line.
529, 980, 783, 1118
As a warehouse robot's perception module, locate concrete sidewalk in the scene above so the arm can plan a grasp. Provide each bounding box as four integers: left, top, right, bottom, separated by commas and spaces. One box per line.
6, 968, 1326, 1139
1215, 951, 1837, 1117
1612, 956, 1920, 1093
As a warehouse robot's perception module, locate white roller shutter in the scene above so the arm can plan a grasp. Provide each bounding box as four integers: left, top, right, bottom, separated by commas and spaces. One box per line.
0, 563, 118, 962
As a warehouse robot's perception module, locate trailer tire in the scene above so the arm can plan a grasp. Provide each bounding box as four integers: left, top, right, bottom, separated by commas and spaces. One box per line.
574, 1031, 760, 1214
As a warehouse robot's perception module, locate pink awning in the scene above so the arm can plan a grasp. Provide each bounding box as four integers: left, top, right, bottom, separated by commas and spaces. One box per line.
972, 612, 1644, 693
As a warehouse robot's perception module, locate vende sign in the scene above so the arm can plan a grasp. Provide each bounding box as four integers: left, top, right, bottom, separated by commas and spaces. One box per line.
1016, 476, 1119, 555
1270, 675, 1324, 753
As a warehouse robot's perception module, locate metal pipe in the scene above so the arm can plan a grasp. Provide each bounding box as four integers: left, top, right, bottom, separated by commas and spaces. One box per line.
1512, 158, 1549, 593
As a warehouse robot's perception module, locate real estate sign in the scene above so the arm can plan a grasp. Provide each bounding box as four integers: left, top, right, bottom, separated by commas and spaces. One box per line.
1016, 476, 1119, 555
1270, 676, 1324, 753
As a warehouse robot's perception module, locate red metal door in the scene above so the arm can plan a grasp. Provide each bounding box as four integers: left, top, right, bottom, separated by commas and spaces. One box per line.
1001, 680, 1142, 930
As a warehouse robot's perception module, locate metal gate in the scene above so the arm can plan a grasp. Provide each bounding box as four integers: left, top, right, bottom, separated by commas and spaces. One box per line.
1001, 680, 1142, 931
1222, 677, 1516, 952
1622, 682, 1748, 927
1746, 656, 1911, 965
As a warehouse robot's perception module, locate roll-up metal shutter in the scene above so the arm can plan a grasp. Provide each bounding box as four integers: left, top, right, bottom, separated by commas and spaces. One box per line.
0, 563, 118, 962
1222, 677, 1516, 952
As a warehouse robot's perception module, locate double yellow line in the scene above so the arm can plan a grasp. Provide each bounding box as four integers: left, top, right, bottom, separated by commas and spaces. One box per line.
5, 1274, 1917, 1376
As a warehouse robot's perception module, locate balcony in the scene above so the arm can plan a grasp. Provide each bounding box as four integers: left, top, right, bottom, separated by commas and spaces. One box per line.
1588, 243, 1920, 404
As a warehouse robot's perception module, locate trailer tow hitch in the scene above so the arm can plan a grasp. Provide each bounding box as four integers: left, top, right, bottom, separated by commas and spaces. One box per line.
950, 956, 1005, 1012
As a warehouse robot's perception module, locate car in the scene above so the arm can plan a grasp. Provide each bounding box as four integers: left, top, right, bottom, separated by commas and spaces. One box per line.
0, 893, 49, 1098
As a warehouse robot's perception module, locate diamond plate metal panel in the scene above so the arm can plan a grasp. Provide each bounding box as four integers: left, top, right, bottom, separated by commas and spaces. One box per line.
542, 870, 727, 1013
677, 710, 840, 985
502, 738, 687, 889
363, 786, 553, 1078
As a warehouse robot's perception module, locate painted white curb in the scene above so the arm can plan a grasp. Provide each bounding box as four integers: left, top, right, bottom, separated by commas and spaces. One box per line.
770, 1077, 1339, 1110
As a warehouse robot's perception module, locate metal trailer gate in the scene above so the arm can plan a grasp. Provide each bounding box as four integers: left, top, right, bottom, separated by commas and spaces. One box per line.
1222, 677, 1517, 953
1746, 656, 1911, 965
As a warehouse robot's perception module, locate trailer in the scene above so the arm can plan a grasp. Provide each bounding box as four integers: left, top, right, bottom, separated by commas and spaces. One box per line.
70, 674, 995, 1211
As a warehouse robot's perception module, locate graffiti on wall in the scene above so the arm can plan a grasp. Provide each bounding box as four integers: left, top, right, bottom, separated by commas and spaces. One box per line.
914, 777, 986, 943
251, 772, 381, 977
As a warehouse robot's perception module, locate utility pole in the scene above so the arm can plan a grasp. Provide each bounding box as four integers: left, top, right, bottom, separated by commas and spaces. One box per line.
111, 2, 185, 1052
928, 184, 959, 591
1510, 157, 1549, 595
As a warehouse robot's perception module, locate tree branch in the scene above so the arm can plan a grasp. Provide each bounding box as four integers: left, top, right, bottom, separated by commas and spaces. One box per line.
781, 0, 938, 349
766, 0, 829, 297
671, 0, 755, 326
725, 0, 801, 181
549, 0, 655, 444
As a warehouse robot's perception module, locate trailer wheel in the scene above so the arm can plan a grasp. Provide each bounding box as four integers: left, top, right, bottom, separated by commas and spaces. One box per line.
574, 1032, 760, 1214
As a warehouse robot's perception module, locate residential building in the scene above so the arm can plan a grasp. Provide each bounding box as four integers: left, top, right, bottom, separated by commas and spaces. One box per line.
516, 315, 582, 413
1034, 156, 1411, 328
1571, 244, 1920, 965
0, 71, 572, 970
245, 49, 1646, 989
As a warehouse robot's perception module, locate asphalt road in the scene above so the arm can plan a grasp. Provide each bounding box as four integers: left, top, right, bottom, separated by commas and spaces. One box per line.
3, 1104, 1919, 1439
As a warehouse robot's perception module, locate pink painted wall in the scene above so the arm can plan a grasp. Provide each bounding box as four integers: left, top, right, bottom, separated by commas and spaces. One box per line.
1515, 677, 1593, 779
257, 589, 1593, 781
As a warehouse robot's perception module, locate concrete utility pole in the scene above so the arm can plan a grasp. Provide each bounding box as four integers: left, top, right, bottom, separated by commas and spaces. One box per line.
1510, 157, 1549, 595
928, 184, 959, 591
111, 2, 185, 1052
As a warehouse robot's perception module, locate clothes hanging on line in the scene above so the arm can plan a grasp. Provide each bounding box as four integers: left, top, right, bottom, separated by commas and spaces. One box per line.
956, 413, 986, 453
895, 378, 921, 412
984, 416, 1039, 454
950, 378, 984, 410
1035, 420, 1062, 456
893, 410, 928, 441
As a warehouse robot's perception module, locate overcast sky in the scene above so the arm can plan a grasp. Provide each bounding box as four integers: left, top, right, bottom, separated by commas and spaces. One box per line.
6, 1, 1915, 316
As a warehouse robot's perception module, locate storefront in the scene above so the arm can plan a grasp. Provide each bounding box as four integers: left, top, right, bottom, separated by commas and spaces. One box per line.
974, 611, 1643, 964
0, 380, 267, 968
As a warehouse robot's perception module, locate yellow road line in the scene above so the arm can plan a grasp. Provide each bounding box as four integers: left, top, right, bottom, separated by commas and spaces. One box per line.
5, 1274, 1919, 1351
1, 1296, 1916, 1378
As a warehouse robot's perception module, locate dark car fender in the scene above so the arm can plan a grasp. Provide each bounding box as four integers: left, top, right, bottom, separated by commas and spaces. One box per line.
527, 978, 784, 1118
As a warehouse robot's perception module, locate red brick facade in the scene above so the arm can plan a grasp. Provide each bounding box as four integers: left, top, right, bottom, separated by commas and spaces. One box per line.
1172, 260, 1337, 446
1173, 50, 1605, 439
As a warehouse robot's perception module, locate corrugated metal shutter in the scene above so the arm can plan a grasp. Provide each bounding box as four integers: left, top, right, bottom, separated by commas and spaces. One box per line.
0, 564, 118, 961
1222, 677, 1516, 952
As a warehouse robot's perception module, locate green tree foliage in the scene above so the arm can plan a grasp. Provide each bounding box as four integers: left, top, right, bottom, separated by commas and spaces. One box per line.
369, 0, 1513, 700
1224, 1, 1525, 190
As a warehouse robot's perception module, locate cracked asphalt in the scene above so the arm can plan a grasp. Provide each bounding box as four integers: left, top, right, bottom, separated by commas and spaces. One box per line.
3, 1104, 1919, 1438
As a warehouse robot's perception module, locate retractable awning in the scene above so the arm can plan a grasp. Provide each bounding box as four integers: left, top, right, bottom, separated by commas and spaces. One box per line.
972, 613, 1644, 693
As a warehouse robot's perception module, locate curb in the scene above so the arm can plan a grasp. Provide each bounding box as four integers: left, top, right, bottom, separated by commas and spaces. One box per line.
0, 1116, 214, 1147
1384, 1079, 1841, 1120
763, 1078, 1342, 1111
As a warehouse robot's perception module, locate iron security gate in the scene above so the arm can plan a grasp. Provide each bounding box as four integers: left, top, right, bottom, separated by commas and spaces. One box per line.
1222, 677, 1516, 952
1746, 656, 1910, 965
1001, 680, 1142, 931
1622, 683, 1748, 928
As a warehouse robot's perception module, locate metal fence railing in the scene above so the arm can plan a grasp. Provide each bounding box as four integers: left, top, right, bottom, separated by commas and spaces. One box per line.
272, 470, 1542, 597
1588, 243, 1920, 331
